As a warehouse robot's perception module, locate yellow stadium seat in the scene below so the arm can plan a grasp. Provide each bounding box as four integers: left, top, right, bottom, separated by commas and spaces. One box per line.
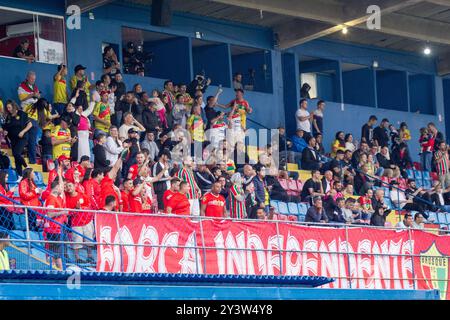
286, 163, 298, 171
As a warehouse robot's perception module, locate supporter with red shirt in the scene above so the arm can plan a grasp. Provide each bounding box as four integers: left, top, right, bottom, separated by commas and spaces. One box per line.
19, 168, 43, 230
42, 155, 71, 201
128, 179, 152, 214
201, 182, 227, 218
0, 171, 16, 231
163, 178, 181, 210
166, 181, 191, 215
83, 168, 104, 210
120, 179, 133, 212
127, 151, 146, 180
43, 170, 67, 270
99, 157, 123, 211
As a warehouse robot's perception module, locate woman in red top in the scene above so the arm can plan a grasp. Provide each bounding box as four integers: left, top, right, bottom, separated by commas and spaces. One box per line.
166, 181, 191, 215
19, 168, 43, 230
0, 171, 16, 230
44, 171, 67, 270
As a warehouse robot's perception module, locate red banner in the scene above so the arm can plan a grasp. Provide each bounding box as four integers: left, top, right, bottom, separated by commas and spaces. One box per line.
95, 215, 450, 299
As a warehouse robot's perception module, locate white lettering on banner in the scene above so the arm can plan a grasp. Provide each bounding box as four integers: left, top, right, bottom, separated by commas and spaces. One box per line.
286, 233, 301, 276
214, 232, 226, 274
225, 231, 246, 275
267, 235, 283, 275
247, 232, 266, 275
402, 240, 414, 290
158, 232, 179, 273
119, 226, 136, 273
390, 240, 403, 289
179, 232, 203, 274
372, 241, 391, 289
320, 240, 339, 288
135, 225, 159, 273
96, 221, 417, 291
99, 226, 114, 271
357, 239, 373, 289
302, 240, 319, 276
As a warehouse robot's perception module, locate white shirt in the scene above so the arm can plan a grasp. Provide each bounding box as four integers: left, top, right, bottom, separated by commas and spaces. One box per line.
391, 190, 407, 208
119, 124, 143, 141
104, 136, 124, 165
296, 108, 311, 132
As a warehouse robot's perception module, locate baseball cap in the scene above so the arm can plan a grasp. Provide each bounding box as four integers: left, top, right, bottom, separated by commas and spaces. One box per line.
128, 128, 138, 135
74, 64, 87, 73
58, 155, 70, 162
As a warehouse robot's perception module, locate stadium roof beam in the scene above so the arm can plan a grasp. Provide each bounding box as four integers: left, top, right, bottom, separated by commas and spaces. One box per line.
209, 0, 450, 49
66, 0, 114, 13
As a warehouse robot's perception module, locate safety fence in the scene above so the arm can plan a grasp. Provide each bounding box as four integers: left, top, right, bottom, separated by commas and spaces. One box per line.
0, 203, 449, 300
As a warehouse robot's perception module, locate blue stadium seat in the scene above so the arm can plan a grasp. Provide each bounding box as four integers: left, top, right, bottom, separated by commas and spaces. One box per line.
422, 180, 432, 189
426, 211, 437, 223
270, 200, 279, 212
406, 169, 415, 179
414, 170, 422, 180
287, 202, 299, 215
383, 187, 390, 197
10, 230, 27, 247
384, 197, 393, 210
7, 169, 19, 184
437, 212, 447, 224
34, 172, 45, 187
297, 203, 308, 216
13, 214, 27, 231
297, 215, 305, 222
277, 202, 289, 215
415, 180, 423, 188
422, 171, 431, 180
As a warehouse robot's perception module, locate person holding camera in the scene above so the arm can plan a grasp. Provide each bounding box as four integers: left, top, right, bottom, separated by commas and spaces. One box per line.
70, 65, 93, 103
53, 64, 68, 115
103, 45, 120, 79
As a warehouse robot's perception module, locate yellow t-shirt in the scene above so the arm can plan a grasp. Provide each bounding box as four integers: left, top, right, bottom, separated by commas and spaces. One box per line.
24, 105, 53, 130
53, 77, 68, 104
187, 114, 204, 142
0, 100, 3, 114
93, 101, 111, 133
0, 249, 9, 271
70, 75, 91, 102
51, 125, 71, 159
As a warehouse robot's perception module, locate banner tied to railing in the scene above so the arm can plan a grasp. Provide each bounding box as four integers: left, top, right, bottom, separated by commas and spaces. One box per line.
95, 214, 450, 299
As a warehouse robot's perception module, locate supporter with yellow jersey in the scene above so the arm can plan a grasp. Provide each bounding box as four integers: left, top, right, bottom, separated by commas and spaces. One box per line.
70, 65, 92, 102
53, 64, 68, 115
51, 117, 76, 159
93, 91, 112, 134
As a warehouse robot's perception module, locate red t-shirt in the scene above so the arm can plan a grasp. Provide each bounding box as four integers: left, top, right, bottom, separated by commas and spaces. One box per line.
84, 178, 101, 210
121, 190, 130, 212
166, 192, 190, 215
201, 192, 226, 218
129, 194, 152, 214
44, 194, 67, 234
128, 164, 141, 180
163, 189, 177, 210
99, 176, 119, 210
65, 192, 93, 227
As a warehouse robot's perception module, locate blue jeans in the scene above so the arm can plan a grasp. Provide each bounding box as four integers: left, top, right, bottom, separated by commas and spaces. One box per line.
421, 152, 432, 172
27, 120, 38, 164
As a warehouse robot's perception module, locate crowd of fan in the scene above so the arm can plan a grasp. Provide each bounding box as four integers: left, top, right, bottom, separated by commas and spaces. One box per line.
0, 55, 449, 267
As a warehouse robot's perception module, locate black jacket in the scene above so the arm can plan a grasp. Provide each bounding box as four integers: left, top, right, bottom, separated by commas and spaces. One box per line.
301, 147, 321, 170
195, 170, 216, 193
152, 162, 170, 194
142, 109, 161, 131
93, 144, 110, 170
373, 126, 389, 148
116, 101, 142, 123
376, 153, 393, 169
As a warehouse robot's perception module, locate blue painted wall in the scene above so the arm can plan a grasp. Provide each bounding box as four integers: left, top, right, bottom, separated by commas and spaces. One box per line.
343, 68, 376, 107
231, 50, 273, 93
193, 44, 231, 87
144, 37, 192, 85
409, 74, 435, 115
376, 70, 409, 112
